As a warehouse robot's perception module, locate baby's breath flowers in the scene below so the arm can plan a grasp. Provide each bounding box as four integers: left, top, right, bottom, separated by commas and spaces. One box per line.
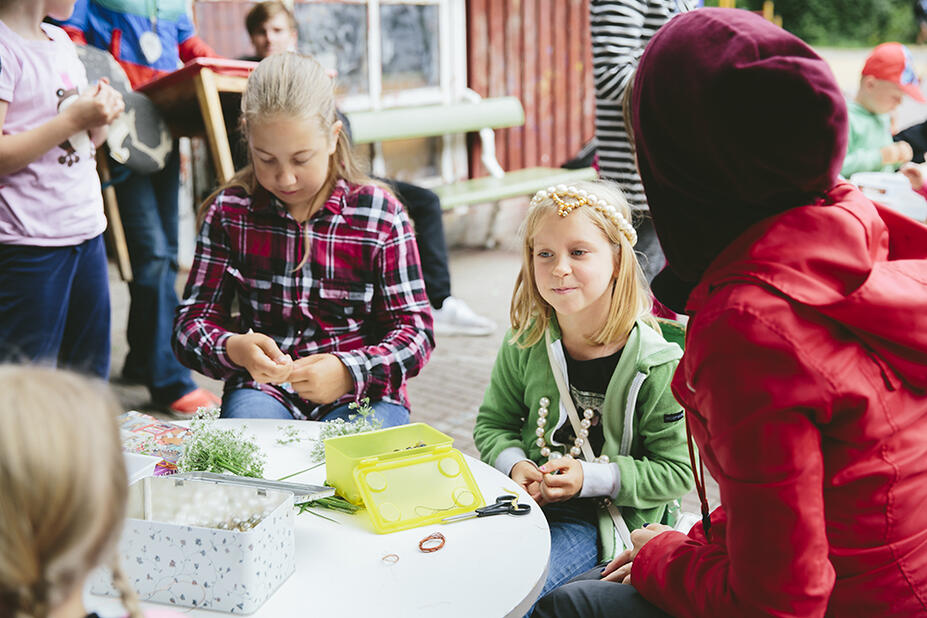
276, 424, 304, 445
308, 398, 382, 462
177, 408, 266, 478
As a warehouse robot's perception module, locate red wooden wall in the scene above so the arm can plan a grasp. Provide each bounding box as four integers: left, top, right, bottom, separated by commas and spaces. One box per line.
193, 1, 255, 59
466, 0, 595, 175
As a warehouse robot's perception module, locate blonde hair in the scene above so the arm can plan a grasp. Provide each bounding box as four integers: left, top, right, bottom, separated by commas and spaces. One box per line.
622, 69, 637, 162
198, 52, 382, 227
0, 366, 141, 618
510, 180, 655, 348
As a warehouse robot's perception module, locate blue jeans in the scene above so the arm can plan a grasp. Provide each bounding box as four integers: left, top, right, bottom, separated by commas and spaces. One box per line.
0, 235, 110, 378
528, 499, 600, 615
221, 387, 410, 427
113, 146, 196, 402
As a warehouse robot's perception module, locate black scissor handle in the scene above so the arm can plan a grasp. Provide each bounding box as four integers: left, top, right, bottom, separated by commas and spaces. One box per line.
476, 495, 532, 517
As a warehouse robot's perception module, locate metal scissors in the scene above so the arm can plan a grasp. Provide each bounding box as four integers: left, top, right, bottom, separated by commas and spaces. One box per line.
441, 494, 532, 523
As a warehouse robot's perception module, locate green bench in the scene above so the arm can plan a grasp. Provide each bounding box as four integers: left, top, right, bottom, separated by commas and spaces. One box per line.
345, 96, 598, 210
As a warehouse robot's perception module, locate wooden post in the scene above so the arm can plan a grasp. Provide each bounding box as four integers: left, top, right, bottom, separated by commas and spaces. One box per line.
193, 67, 236, 184
96, 149, 133, 282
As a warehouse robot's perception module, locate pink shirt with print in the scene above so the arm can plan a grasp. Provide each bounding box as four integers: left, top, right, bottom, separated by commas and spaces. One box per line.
0, 20, 104, 246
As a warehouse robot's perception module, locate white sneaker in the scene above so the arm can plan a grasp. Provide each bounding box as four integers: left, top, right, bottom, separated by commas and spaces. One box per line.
431, 296, 496, 336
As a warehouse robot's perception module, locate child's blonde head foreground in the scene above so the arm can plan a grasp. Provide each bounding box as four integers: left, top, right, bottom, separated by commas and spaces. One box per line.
510, 180, 654, 347
0, 366, 140, 618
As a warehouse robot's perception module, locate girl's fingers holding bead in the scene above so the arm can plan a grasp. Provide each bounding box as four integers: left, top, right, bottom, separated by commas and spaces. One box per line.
538, 479, 576, 503
525, 480, 545, 505
542, 471, 571, 488
541, 457, 572, 475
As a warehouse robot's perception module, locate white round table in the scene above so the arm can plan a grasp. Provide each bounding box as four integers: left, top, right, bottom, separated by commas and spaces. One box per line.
85, 418, 550, 617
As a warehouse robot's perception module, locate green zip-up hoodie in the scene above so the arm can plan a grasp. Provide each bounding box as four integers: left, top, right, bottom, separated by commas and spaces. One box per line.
474, 317, 693, 561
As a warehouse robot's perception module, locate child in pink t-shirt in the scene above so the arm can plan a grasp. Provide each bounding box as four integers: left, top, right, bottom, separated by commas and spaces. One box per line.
0, 0, 123, 377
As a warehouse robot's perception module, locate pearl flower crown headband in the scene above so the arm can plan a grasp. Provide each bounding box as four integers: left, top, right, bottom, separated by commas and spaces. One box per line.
530, 184, 637, 246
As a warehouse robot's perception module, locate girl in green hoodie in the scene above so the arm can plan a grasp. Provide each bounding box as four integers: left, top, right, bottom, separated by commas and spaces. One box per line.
474, 180, 692, 604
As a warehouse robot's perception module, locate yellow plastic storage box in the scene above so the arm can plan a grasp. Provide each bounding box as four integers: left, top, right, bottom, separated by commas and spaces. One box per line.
324, 423, 486, 534
324, 423, 453, 504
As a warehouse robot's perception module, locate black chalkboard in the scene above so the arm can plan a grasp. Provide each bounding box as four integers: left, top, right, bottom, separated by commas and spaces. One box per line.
293, 2, 440, 97
295, 3, 369, 96
381, 4, 439, 93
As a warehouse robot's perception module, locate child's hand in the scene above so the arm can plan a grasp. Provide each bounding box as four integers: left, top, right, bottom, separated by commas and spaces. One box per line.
62, 80, 124, 132
288, 354, 354, 404
510, 460, 544, 504
538, 456, 584, 503
901, 162, 926, 190
226, 332, 293, 383
882, 140, 914, 165
600, 523, 674, 584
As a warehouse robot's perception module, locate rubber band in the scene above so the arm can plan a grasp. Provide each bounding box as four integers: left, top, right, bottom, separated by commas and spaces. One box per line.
418, 532, 446, 553
381, 553, 400, 564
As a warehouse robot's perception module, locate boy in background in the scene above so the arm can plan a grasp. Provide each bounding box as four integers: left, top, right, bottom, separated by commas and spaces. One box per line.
241, 1, 296, 61
841, 42, 927, 193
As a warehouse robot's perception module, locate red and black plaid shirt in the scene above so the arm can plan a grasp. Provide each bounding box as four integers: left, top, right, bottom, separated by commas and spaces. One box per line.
173, 179, 434, 419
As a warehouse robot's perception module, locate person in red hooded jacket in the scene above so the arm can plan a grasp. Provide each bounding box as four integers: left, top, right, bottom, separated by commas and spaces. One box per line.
533, 8, 927, 618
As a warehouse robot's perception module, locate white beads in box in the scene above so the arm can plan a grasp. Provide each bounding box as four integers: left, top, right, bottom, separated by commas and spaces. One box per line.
90, 476, 295, 614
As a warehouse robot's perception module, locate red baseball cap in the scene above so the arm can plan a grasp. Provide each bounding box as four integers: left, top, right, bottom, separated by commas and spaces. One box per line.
862, 42, 926, 102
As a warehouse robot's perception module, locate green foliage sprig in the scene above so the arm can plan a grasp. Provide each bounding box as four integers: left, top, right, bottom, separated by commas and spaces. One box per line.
177, 408, 266, 478
308, 397, 382, 462
297, 496, 360, 515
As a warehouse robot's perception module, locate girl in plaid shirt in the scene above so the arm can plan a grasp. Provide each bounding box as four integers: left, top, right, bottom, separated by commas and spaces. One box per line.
173, 53, 434, 424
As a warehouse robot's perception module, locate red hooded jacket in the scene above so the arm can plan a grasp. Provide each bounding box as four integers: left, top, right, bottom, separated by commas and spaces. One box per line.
632, 184, 927, 617
629, 9, 927, 617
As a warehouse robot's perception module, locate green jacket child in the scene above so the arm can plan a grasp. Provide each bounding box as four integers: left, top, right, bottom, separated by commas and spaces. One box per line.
477, 180, 693, 604
475, 317, 692, 563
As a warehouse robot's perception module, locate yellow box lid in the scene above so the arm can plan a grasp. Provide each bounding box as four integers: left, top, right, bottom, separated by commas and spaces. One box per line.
353, 446, 485, 534
325, 423, 454, 505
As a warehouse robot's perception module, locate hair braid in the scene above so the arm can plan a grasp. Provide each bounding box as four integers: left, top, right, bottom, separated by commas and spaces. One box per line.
110, 561, 143, 618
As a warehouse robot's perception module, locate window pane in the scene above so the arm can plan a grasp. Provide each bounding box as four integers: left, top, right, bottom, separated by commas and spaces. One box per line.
294, 2, 369, 97
380, 4, 440, 93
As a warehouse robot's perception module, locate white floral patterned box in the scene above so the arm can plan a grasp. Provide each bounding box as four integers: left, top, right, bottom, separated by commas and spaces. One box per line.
91, 476, 295, 614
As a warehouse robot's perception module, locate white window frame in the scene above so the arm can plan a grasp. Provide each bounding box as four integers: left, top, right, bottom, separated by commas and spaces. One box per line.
297, 0, 468, 183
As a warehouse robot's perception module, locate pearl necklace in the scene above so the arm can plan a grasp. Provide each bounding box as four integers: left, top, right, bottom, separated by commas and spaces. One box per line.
534, 396, 610, 464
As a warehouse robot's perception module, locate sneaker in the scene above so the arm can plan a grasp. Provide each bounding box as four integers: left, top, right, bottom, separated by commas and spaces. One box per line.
431, 296, 496, 336
167, 388, 221, 418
